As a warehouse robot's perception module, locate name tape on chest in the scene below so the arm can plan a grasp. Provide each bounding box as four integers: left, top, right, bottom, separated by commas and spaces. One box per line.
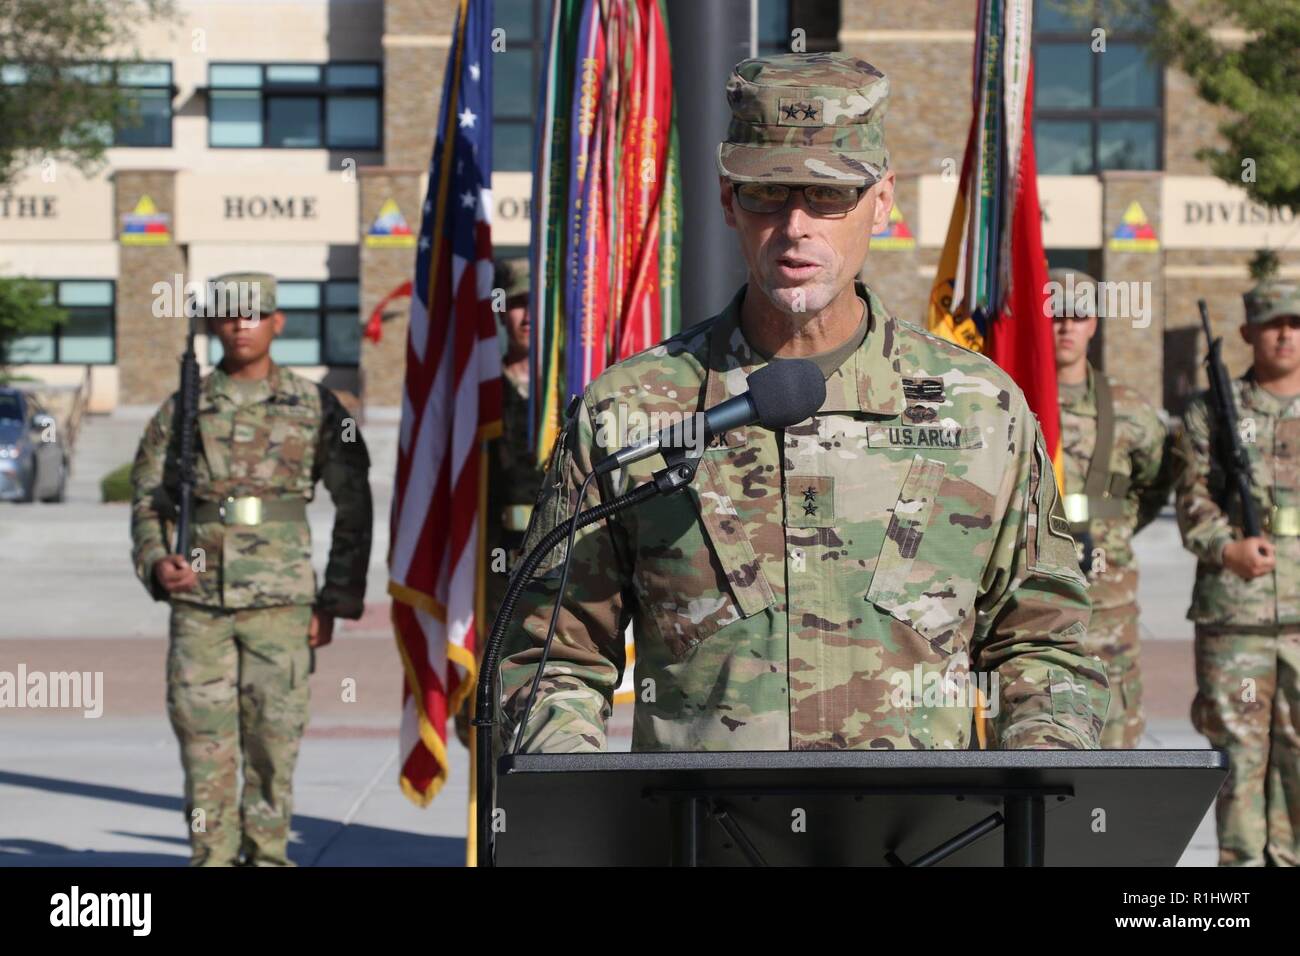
867, 424, 984, 450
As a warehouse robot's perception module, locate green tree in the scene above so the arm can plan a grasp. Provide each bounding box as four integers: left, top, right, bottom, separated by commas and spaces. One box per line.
0, 278, 66, 367
1048, 0, 1300, 211
0, 0, 176, 188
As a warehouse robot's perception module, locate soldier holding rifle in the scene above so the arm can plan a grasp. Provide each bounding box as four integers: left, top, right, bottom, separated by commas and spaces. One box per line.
1175, 280, 1300, 866
130, 272, 372, 866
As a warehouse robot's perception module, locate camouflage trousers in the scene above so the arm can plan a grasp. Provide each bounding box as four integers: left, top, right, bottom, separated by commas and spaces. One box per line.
1080, 602, 1144, 749
1192, 625, 1300, 867
167, 602, 313, 867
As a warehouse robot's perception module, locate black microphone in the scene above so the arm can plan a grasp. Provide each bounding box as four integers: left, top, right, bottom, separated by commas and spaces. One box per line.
594, 358, 826, 476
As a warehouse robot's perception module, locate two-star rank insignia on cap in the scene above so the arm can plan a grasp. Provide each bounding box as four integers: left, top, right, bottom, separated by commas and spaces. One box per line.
777, 98, 824, 126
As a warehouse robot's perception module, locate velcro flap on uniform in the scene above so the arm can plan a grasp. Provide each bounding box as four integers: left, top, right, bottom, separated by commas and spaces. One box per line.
692, 454, 776, 618
866, 455, 946, 607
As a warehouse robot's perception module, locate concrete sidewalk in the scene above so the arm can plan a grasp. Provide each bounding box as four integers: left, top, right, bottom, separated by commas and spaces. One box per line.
0, 716, 466, 867
0, 410, 1224, 866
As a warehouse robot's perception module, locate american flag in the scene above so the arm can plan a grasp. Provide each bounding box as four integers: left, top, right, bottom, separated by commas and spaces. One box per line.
390, 0, 500, 807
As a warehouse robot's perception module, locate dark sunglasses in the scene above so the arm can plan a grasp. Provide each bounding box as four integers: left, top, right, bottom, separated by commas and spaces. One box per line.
731, 181, 868, 215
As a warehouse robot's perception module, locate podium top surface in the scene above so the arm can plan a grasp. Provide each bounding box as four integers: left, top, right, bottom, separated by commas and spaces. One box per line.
493, 749, 1228, 866
500, 749, 1226, 775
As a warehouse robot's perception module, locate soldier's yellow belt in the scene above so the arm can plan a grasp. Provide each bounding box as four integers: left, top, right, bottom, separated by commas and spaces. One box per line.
1062, 494, 1089, 524
194, 496, 308, 526
502, 504, 533, 533
1062, 493, 1126, 524
1266, 506, 1300, 537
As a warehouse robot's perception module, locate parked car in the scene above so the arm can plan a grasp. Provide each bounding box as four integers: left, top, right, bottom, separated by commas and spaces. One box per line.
0, 387, 68, 503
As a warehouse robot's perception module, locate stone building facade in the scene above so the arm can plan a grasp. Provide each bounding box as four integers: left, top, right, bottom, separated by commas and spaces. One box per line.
2, 0, 1294, 422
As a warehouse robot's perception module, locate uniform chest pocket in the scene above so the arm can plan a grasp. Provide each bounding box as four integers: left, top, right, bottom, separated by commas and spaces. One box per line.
1275, 419, 1300, 492
255, 407, 317, 484
865, 454, 983, 651
629, 492, 746, 663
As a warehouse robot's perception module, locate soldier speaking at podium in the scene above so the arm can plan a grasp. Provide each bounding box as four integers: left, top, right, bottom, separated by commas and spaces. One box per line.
498, 54, 1108, 754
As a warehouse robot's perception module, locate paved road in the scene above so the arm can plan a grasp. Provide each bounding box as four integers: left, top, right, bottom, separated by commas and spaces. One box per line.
0, 411, 1222, 866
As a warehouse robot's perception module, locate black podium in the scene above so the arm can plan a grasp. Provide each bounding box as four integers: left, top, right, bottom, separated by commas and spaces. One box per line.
492, 750, 1227, 866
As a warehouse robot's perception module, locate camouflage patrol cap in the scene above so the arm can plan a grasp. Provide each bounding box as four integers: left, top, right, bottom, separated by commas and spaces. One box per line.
1243, 278, 1300, 325
717, 52, 890, 187
1048, 268, 1100, 318
210, 271, 277, 315
493, 257, 530, 303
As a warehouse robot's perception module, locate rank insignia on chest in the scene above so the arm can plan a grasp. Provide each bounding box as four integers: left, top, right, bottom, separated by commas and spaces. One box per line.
786, 475, 834, 527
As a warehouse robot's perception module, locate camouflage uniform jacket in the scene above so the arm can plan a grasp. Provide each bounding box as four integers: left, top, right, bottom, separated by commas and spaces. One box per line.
1059, 365, 1174, 610
130, 363, 372, 617
499, 282, 1108, 753
1175, 370, 1300, 628
487, 365, 545, 551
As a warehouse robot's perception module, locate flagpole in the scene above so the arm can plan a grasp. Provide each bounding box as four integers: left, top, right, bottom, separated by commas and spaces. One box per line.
466, 439, 490, 867
664, 0, 750, 324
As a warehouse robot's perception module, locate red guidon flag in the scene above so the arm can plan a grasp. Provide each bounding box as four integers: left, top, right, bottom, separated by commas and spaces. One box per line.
389, 0, 500, 807
986, 60, 1060, 485
927, 0, 1062, 486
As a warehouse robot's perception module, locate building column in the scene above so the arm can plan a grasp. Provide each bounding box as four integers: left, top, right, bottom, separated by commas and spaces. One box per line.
384, 0, 453, 170
1100, 170, 1164, 410
358, 167, 423, 411
861, 172, 922, 318
113, 169, 187, 409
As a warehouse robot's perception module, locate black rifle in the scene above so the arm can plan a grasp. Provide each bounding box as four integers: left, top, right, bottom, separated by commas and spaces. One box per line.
1198, 299, 1261, 539
173, 315, 200, 555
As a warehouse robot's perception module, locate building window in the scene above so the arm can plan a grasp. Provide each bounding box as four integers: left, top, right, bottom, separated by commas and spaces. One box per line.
760, 1, 839, 55
490, 0, 838, 173
0, 62, 173, 147
208, 280, 360, 367
6, 280, 115, 365
207, 63, 382, 149
115, 62, 174, 147
492, 0, 542, 172
1033, 0, 1163, 174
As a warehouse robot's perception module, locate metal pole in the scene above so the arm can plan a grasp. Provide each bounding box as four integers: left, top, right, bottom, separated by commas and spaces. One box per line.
1003, 794, 1046, 866
666, 0, 753, 328
670, 795, 710, 866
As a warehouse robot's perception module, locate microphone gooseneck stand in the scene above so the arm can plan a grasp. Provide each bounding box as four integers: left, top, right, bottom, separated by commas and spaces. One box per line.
472, 452, 702, 866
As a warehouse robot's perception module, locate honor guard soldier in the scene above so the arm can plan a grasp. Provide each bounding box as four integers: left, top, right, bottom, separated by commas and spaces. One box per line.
130, 271, 372, 865
455, 257, 546, 747
1051, 268, 1175, 747
1175, 278, 1300, 866
485, 257, 545, 629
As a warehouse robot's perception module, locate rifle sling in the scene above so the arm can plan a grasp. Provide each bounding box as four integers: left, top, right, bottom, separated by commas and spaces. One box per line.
1068, 369, 1125, 535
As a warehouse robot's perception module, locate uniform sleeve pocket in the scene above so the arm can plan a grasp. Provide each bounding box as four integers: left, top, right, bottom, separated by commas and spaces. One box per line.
865, 455, 984, 650
867, 455, 946, 609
